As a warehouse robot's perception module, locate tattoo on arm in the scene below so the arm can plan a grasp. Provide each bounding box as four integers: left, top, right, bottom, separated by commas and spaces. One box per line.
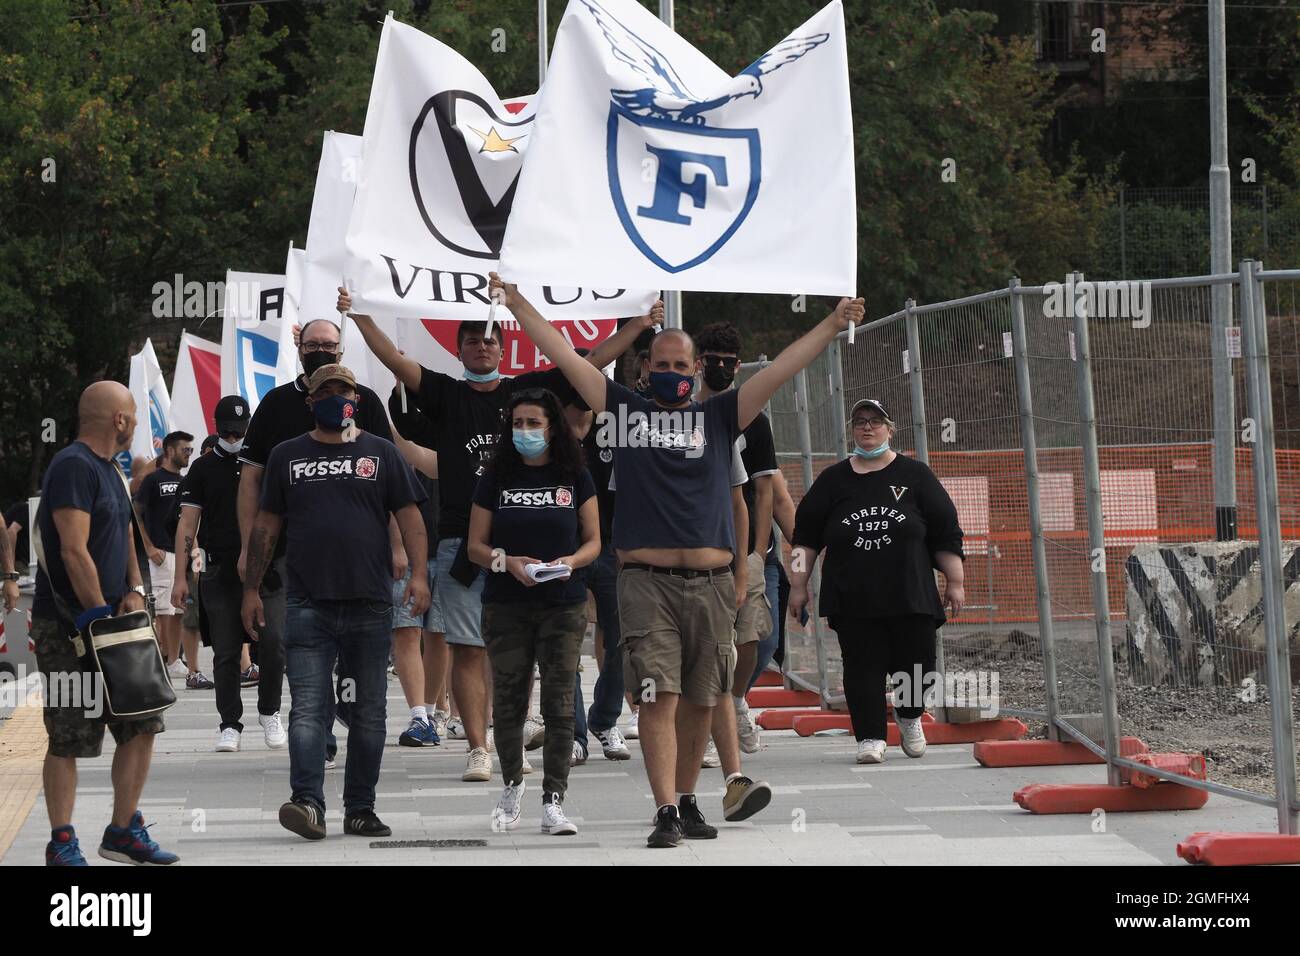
244, 526, 276, 590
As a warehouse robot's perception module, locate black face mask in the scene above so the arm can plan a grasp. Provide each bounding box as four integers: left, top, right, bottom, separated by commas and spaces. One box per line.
702, 364, 735, 392
302, 350, 340, 376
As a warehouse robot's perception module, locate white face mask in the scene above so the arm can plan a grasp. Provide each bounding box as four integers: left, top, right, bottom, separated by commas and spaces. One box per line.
217, 437, 244, 454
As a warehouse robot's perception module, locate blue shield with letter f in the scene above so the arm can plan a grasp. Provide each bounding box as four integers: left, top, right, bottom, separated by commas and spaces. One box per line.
606, 105, 761, 274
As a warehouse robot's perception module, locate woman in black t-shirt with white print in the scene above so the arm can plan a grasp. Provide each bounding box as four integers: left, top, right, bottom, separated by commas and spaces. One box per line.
468, 388, 600, 836
790, 399, 965, 766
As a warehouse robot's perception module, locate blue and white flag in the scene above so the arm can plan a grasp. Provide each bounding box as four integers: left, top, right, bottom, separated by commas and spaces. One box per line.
126, 338, 172, 471
499, 0, 855, 296
220, 269, 293, 412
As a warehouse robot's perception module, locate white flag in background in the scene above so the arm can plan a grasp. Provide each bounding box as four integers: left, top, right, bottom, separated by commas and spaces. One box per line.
220, 270, 291, 413
127, 339, 172, 466
343, 14, 657, 323
302, 132, 362, 325
498, 0, 855, 296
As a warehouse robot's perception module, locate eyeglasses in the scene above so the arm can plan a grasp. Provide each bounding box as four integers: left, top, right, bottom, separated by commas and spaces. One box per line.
701, 354, 740, 370
301, 342, 340, 353
852, 418, 887, 429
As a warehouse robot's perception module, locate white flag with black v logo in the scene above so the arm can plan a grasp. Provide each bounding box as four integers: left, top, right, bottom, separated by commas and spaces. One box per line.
498, 0, 855, 296
344, 14, 657, 323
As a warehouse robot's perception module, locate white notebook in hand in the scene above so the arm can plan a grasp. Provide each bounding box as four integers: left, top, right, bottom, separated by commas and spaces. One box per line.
525, 562, 572, 583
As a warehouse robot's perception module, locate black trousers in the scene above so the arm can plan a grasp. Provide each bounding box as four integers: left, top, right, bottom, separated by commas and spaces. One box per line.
830, 614, 938, 742
200, 559, 286, 732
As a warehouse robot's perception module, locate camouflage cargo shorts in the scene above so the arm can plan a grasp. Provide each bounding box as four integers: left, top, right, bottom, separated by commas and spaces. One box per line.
31, 615, 165, 759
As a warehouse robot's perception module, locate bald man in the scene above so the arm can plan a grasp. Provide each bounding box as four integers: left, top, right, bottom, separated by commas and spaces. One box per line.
32, 381, 178, 866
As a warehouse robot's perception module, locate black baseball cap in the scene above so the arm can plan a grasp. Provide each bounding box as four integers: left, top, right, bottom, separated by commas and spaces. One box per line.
850, 399, 890, 421
214, 395, 251, 436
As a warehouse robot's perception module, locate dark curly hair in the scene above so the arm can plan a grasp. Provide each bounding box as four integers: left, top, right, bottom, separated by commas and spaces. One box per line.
695, 321, 742, 356
485, 387, 585, 486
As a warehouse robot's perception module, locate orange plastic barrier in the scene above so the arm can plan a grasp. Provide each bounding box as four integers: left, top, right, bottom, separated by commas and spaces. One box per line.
753, 671, 784, 688
1126, 753, 1208, 789
792, 714, 1027, 743
745, 688, 820, 708
755, 708, 825, 730
973, 737, 1149, 768
1013, 782, 1209, 814
1177, 832, 1300, 866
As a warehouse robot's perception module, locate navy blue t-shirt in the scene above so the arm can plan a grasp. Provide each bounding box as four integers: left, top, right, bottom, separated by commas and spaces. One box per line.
600, 379, 741, 554
34, 442, 133, 616
473, 462, 596, 605
260, 432, 425, 604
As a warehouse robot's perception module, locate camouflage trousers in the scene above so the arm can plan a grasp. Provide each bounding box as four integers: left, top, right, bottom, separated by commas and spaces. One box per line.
481, 599, 587, 801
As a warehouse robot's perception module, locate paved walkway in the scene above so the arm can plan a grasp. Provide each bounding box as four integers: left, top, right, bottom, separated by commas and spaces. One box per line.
0, 636, 1276, 866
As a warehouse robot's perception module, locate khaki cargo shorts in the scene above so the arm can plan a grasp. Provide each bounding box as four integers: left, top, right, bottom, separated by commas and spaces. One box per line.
733, 551, 772, 647
618, 566, 737, 707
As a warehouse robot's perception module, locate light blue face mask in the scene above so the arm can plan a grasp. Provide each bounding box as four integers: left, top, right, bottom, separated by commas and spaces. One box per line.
464, 367, 501, 383
513, 428, 549, 459
853, 441, 891, 460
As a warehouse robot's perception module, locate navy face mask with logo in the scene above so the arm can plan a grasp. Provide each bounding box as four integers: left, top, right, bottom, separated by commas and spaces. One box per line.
312, 394, 357, 431
648, 370, 694, 404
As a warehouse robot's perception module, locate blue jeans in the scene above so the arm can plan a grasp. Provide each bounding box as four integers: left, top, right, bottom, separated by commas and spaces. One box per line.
285, 595, 392, 814
574, 545, 625, 752
749, 560, 782, 690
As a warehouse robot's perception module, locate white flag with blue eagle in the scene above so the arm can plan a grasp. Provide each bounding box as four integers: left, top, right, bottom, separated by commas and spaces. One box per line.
499, 0, 855, 296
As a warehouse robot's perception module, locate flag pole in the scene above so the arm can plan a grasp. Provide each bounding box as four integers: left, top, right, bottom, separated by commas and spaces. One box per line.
658, 0, 682, 331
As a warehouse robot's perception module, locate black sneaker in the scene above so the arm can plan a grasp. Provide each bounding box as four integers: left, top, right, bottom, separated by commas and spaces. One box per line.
678, 795, 718, 840
343, 809, 392, 837
279, 799, 326, 841
647, 805, 683, 849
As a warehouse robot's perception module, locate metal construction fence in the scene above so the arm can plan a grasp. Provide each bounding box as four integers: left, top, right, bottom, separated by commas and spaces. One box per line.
744, 261, 1299, 835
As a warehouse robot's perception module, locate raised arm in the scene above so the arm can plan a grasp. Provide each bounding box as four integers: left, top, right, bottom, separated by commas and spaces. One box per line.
488, 273, 610, 414
387, 410, 439, 479
586, 301, 663, 369
738, 297, 864, 431
336, 286, 422, 391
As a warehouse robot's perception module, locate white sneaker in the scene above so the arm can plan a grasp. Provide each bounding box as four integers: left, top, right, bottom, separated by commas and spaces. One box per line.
431, 709, 450, 739
540, 795, 577, 835
857, 739, 887, 764
596, 726, 631, 760
491, 779, 525, 831
463, 747, 492, 782
521, 754, 534, 775
446, 716, 466, 740
701, 738, 721, 769
625, 709, 639, 740
736, 704, 761, 754
570, 741, 587, 766
259, 713, 287, 749
324, 756, 337, 771
895, 714, 927, 758
215, 728, 241, 752
523, 715, 545, 751
168, 659, 188, 680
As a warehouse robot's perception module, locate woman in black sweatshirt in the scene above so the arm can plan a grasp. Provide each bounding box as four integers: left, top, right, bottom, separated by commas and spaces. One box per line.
789, 399, 965, 764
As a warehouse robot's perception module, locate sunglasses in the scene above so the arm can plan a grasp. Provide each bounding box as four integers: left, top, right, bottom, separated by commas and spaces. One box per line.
701, 354, 740, 370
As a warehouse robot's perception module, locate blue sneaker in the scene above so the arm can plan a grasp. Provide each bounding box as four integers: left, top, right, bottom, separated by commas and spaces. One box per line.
46, 826, 88, 866
398, 717, 441, 747
99, 812, 180, 866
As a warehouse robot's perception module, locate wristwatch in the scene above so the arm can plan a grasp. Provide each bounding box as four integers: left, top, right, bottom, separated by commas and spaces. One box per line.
130, 585, 148, 598
1, 572, 19, 582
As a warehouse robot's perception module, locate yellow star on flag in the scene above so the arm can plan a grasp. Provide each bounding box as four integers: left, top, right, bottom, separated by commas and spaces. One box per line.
467, 125, 525, 154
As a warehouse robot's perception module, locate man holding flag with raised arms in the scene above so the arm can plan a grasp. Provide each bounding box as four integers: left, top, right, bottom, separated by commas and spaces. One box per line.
489, 271, 863, 848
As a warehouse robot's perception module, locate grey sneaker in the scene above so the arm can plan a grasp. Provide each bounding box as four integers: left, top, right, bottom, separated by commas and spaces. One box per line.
895, 714, 927, 757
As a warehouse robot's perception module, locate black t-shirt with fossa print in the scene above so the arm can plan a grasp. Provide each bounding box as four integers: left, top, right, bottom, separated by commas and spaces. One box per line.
793, 455, 964, 625
600, 379, 741, 554
259, 432, 424, 604
134, 466, 184, 553
473, 462, 596, 605
414, 366, 559, 541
